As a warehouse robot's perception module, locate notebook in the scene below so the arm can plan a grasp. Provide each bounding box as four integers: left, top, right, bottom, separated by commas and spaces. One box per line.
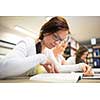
30, 73, 82, 83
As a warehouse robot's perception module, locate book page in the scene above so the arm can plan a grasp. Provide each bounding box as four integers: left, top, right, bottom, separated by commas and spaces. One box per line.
30, 73, 81, 83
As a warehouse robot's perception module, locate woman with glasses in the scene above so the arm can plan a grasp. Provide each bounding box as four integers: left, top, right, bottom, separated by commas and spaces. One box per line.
0, 16, 69, 78
0, 16, 93, 79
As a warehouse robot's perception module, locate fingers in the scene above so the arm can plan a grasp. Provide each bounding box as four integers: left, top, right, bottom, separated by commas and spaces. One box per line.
83, 71, 94, 76
86, 66, 92, 74
83, 66, 94, 76
54, 67, 59, 73
50, 62, 59, 73
47, 65, 55, 73
42, 60, 59, 73
48, 64, 59, 73
43, 64, 54, 73
61, 42, 67, 48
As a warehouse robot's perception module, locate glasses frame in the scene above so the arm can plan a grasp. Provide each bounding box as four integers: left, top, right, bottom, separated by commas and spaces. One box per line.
52, 33, 70, 43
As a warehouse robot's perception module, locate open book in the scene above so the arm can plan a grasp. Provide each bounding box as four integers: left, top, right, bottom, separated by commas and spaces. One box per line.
30, 73, 82, 83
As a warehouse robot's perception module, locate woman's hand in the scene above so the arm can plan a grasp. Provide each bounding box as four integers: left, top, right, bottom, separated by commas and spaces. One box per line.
53, 42, 67, 58
81, 64, 94, 76
41, 59, 59, 73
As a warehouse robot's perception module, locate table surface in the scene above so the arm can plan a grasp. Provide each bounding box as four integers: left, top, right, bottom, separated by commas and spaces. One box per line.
0, 76, 100, 83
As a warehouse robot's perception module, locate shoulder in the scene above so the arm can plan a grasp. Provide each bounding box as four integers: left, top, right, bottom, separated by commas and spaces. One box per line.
15, 37, 36, 52
18, 37, 35, 44
67, 56, 75, 60
16, 37, 36, 48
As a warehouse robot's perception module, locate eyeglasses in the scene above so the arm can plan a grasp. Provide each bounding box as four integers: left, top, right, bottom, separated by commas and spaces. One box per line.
52, 33, 69, 43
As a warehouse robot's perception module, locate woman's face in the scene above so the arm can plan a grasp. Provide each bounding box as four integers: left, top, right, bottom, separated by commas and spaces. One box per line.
43, 30, 69, 49
81, 51, 88, 61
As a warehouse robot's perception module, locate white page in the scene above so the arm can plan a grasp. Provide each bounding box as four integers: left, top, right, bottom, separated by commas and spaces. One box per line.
30, 73, 81, 83
93, 68, 100, 73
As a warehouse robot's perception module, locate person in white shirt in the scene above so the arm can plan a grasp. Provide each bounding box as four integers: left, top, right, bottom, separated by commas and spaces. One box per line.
0, 16, 70, 79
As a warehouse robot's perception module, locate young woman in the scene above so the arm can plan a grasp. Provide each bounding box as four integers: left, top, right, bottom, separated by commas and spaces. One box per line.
0, 16, 70, 78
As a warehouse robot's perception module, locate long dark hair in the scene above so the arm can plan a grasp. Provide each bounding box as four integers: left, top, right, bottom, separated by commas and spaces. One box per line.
36, 16, 70, 53
76, 46, 88, 64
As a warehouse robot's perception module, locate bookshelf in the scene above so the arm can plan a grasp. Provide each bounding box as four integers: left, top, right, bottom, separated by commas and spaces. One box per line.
87, 47, 94, 67
93, 45, 100, 68
87, 45, 100, 68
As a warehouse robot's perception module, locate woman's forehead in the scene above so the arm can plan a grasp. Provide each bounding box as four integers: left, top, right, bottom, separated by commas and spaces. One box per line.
56, 30, 69, 34
57, 30, 69, 39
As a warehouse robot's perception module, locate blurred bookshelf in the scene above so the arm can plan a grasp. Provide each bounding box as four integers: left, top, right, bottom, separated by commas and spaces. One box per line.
93, 45, 100, 68
87, 45, 100, 68
87, 47, 94, 67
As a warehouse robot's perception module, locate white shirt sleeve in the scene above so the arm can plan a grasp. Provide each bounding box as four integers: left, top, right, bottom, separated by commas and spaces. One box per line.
43, 48, 62, 69
66, 56, 76, 65
57, 55, 65, 64
0, 37, 47, 78
59, 63, 90, 73
58, 63, 83, 72
43, 49, 82, 73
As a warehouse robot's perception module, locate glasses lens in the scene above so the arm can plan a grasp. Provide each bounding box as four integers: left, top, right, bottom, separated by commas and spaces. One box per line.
52, 33, 62, 42
52, 33, 70, 43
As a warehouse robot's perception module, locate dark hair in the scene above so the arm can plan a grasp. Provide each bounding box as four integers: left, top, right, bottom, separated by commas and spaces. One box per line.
36, 42, 42, 54
36, 16, 70, 53
39, 16, 69, 40
76, 46, 88, 64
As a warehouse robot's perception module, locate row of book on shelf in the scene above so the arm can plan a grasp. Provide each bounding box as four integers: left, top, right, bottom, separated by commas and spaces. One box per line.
87, 46, 100, 68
